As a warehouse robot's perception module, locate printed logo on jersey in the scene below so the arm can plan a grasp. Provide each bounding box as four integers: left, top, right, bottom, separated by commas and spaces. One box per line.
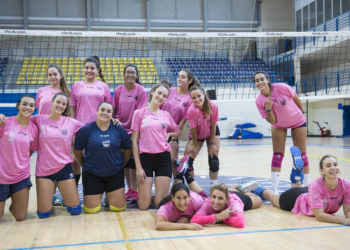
135, 95, 139, 101
141, 118, 147, 127
102, 140, 110, 148
41, 125, 47, 134
175, 97, 181, 102
280, 99, 286, 105
50, 125, 59, 129
61, 129, 68, 136
197, 118, 201, 125
97, 86, 103, 91
183, 102, 188, 108
161, 123, 167, 129
8, 132, 15, 142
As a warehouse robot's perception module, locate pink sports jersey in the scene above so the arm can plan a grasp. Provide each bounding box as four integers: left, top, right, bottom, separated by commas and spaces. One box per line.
292, 177, 350, 216
157, 191, 205, 221
112, 84, 147, 134
0, 116, 38, 184
187, 100, 219, 140
71, 81, 112, 124
255, 83, 306, 129
36, 86, 62, 115
30, 115, 85, 176
160, 87, 192, 125
131, 107, 179, 154
195, 192, 244, 217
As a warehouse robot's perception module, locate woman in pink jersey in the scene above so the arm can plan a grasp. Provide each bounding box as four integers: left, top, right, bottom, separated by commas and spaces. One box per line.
36, 65, 71, 206
191, 183, 247, 228
183, 83, 220, 188
131, 82, 180, 210
155, 183, 205, 230
254, 72, 309, 194
244, 154, 350, 225
70, 56, 112, 185
160, 69, 194, 180
0, 95, 38, 221
36, 65, 70, 115
112, 64, 147, 202
31, 92, 84, 218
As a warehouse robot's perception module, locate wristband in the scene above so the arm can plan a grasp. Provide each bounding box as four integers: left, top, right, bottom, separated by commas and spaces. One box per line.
209, 142, 215, 146
171, 139, 177, 141
266, 109, 272, 112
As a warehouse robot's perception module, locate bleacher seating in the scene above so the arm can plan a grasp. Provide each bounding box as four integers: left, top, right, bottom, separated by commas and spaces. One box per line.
165, 57, 283, 84
17, 57, 159, 85
0, 57, 8, 73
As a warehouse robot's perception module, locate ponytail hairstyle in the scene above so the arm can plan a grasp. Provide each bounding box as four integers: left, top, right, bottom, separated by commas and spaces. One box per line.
51, 92, 71, 117
179, 69, 199, 90
47, 64, 71, 97
158, 183, 190, 208
210, 183, 229, 199
147, 80, 171, 102
189, 83, 211, 116
123, 64, 141, 85
16, 94, 35, 111
253, 71, 272, 92
84, 56, 106, 83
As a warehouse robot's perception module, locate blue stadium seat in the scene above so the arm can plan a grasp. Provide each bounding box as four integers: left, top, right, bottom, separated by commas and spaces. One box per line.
0, 69, 3, 72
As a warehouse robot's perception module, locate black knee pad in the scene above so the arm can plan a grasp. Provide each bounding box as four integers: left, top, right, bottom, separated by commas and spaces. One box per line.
208, 155, 220, 172
175, 173, 185, 183
188, 157, 195, 171
184, 171, 195, 185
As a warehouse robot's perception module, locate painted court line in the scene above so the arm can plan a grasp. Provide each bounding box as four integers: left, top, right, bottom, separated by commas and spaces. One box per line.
7, 225, 348, 250
116, 212, 132, 250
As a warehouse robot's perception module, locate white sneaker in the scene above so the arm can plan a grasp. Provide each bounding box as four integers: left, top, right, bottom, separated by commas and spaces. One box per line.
103, 193, 109, 205
238, 181, 259, 193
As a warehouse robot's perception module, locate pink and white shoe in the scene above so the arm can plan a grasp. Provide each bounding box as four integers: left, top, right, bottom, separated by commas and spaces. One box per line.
125, 189, 133, 199
175, 155, 189, 175
131, 190, 138, 203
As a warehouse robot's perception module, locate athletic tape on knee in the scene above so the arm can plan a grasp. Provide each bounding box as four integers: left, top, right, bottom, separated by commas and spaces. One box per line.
37, 209, 52, 218
188, 157, 194, 171
271, 153, 284, 168
208, 155, 220, 172
110, 203, 126, 212
83, 204, 101, 214
301, 153, 309, 167
67, 203, 82, 216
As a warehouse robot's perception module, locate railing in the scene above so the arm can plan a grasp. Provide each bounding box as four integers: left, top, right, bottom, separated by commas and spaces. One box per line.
162, 50, 229, 61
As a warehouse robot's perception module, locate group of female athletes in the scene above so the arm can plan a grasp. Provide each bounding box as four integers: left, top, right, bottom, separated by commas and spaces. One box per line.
0, 57, 349, 230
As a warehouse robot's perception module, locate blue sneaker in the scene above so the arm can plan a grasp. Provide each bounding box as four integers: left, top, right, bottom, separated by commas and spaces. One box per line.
52, 194, 57, 206
251, 185, 266, 201
290, 167, 304, 184
238, 181, 259, 193
60, 199, 66, 207
290, 146, 304, 170
175, 155, 189, 175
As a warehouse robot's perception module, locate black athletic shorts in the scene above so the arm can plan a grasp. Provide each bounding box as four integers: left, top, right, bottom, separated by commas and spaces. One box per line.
124, 135, 136, 169
37, 163, 74, 182
279, 187, 308, 211
140, 151, 172, 178
190, 125, 220, 142
295, 122, 307, 128
230, 191, 253, 211
82, 169, 125, 195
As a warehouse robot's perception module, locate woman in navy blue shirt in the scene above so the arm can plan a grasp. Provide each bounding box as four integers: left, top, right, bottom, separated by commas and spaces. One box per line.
74, 102, 132, 214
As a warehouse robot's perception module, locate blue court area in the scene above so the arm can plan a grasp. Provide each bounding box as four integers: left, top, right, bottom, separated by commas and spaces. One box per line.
54, 175, 291, 209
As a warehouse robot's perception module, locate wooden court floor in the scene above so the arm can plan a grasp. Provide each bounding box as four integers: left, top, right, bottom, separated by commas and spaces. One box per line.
1, 137, 350, 250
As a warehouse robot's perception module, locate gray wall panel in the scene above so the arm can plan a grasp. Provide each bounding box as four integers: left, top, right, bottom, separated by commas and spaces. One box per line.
208, 0, 232, 20
96, 0, 118, 19
176, 0, 203, 20
0, 0, 23, 16
118, 0, 146, 19
232, 0, 257, 21
151, 0, 176, 19
28, 0, 56, 17
57, 0, 86, 17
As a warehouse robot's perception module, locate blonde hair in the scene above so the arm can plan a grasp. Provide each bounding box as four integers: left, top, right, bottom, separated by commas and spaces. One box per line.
210, 183, 229, 199
147, 80, 171, 102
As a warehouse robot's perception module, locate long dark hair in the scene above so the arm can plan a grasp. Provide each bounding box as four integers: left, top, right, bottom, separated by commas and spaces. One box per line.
158, 183, 190, 208
52, 92, 71, 117
47, 64, 71, 96
16, 94, 35, 111
179, 69, 199, 90
84, 56, 106, 83
123, 64, 141, 85
189, 83, 211, 116
253, 71, 272, 91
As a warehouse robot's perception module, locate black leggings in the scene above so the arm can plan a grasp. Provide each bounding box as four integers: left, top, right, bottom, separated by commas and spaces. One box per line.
230, 191, 253, 211
279, 187, 308, 211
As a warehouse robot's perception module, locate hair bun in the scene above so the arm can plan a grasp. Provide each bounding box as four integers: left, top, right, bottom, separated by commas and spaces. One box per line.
92, 55, 100, 63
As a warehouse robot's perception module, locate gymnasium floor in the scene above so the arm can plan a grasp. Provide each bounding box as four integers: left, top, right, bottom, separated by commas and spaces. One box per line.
1, 137, 350, 250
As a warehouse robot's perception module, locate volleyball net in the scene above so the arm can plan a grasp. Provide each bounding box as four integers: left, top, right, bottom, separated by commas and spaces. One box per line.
1, 29, 350, 105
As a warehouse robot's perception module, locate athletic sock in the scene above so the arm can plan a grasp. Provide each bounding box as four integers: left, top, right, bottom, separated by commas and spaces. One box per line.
199, 190, 208, 198
303, 173, 310, 187
210, 179, 218, 187
75, 174, 81, 186
271, 172, 280, 193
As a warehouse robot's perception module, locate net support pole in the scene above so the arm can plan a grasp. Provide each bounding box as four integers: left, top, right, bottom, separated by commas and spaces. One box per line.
203, 0, 208, 32
314, 79, 317, 96
146, 0, 151, 32
338, 73, 340, 92
325, 76, 328, 94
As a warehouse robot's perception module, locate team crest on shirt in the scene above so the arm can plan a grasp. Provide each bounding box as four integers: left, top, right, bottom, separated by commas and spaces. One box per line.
183, 102, 188, 108
141, 118, 147, 127
198, 118, 201, 125
97, 86, 103, 91
102, 140, 110, 148
61, 129, 68, 136
161, 123, 167, 129
280, 99, 286, 105
8, 132, 14, 142
41, 125, 47, 134
134, 95, 139, 101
